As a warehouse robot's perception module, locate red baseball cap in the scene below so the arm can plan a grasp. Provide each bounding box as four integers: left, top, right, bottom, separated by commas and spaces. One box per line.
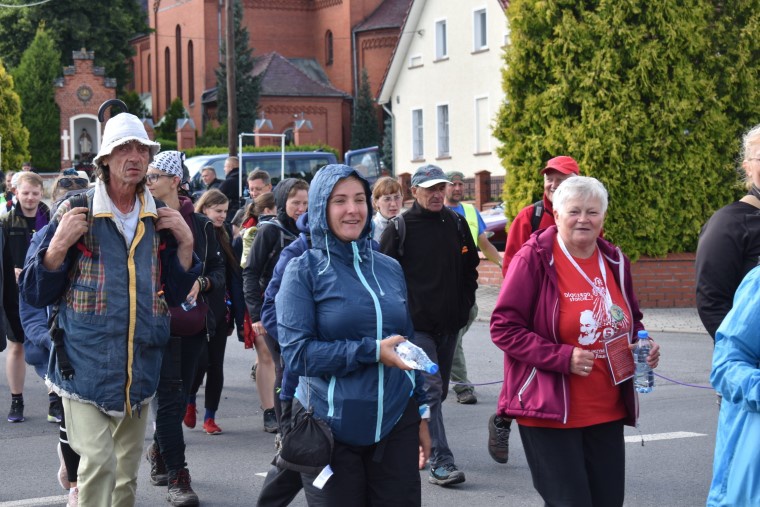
541, 156, 579, 176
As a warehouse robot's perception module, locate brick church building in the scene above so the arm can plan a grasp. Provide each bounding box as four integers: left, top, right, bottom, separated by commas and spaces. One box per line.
128, 0, 410, 153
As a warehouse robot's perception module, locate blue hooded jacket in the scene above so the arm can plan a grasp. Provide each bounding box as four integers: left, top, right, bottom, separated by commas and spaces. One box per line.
709, 265, 760, 506
276, 164, 426, 446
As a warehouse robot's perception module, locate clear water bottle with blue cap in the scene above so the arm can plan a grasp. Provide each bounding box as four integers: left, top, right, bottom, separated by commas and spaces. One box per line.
395, 340, 438, 374
634, 330, 654, 393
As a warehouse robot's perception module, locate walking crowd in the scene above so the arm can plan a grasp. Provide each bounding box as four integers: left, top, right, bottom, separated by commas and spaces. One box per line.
4, 108, 760, 507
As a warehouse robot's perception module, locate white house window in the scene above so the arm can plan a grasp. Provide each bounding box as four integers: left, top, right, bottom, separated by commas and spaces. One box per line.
474, 8, 488, 51
412, 109, 424, 160
435, 19, 447, 60
475, 96, 490, 154
437, 104, 450, 157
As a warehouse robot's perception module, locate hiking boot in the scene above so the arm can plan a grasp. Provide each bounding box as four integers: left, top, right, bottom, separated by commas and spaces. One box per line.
183, 403, 197, 429
7, 398, 24, 423
67, 487, 79, 507
456, 389, 478, 405
48, 396, 64, 423
429, 463, 465, 486
146, 442, 168, 486
57, 443, 70, 490
203, 418, 222, 435
488, 413, 512, 464
263, 408, 278, 433
167, 468, 200, 507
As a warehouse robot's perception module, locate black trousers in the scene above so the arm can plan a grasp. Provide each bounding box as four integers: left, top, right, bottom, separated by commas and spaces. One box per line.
518, 419, 626, 507
300, 399, 422, 507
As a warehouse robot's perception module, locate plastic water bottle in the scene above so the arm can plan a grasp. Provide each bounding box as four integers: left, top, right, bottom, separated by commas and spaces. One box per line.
634, 330, 654, 393
181, 296, 197, 312
395, 341, 439, 374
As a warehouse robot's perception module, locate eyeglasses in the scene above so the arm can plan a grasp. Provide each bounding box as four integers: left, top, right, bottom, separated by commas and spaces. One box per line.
145, 173, 175, 183
57, 177, 90, 189
379, 194, 402, 203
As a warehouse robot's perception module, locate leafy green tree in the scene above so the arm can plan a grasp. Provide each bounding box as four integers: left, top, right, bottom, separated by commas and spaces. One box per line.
119, 90, 150, 119
156, 98, 188, 140
350, 68, 380, 150
216, 0, 260, 134
0, 58, 30, 174
0, 0, 149, 91
495, 0, 759, 259
13, 24, 61, 171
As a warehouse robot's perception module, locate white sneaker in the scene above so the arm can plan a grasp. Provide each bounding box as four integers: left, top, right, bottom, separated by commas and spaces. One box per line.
67, 487, 79, 507
57, 443, 70, 490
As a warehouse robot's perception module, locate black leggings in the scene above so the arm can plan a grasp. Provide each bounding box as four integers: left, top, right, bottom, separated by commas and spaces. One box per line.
191, 324, 229, 412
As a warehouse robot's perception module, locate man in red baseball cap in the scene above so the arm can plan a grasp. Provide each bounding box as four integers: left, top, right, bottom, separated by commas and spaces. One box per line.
487, 155, 579, 465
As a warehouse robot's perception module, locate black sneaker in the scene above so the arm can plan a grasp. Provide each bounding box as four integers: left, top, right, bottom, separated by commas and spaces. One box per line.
167, 468, 199, 507
429, 463, 465, 486
146, 442, 168, 486
7, 398, 24, 423
456, 389, 478, 405
263, 408, 278, 433
48, 396, 64, 423
488, 413, 511, 464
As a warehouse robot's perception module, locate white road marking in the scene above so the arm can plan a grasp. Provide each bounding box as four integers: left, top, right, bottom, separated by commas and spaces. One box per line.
625, 431, 706, 443
0, 496, 68, 507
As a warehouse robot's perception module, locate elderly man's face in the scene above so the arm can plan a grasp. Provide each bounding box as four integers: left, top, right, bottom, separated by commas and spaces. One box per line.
543, 170, 574, 203
412, 182, 448, 212
201, 169, 216, 186
103, 141, 150, 187
248, 178, 272, 199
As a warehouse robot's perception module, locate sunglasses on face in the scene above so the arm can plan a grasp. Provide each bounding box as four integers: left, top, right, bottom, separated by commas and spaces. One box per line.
58, 177, 90, 189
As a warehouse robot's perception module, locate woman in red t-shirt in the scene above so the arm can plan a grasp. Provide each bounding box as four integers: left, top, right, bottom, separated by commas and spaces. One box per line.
490, 176, 661, 506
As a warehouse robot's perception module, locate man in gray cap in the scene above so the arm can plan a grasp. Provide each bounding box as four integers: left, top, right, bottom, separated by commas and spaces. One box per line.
380, 164, 479, 487
444, 170, 502, 406
20, 112, 199, 506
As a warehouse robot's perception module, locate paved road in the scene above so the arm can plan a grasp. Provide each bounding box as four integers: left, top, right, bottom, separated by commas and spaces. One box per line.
0, 321, 716, 506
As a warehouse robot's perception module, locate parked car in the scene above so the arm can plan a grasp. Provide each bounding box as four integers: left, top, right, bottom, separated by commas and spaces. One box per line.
185, 148, 386, 198
481, 202, 508, 251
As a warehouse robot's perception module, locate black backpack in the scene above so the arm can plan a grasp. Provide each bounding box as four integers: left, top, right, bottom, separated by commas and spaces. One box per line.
530, 200, 544, 233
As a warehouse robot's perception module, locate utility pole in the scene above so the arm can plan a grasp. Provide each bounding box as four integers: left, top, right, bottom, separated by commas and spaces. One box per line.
226, 0, 237, 155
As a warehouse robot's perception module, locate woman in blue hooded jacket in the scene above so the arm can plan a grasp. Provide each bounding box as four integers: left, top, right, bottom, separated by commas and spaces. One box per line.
276, 164, 430, 506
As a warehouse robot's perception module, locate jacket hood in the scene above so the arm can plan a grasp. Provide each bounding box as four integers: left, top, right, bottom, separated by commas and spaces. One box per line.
308, 164, 372, 250
296, 212, 310, 234
273, 178, 305, 231
178, 195, 195, 218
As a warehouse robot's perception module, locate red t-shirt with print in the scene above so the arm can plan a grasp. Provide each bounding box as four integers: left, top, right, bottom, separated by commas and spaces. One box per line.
518, 242, 630, 428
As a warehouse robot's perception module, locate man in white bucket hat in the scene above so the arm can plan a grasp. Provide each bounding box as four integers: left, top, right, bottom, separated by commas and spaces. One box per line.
21, 112, 200, 506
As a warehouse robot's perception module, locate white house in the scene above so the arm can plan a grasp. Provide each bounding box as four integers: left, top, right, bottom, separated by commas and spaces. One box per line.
378, 0, 509, 179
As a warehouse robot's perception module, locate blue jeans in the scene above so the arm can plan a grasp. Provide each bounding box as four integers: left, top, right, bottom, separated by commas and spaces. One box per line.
411, 330, 458, 468
154, 333, 205, 473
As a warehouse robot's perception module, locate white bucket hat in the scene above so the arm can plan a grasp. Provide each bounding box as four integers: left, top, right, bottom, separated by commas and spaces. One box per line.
93, 113, 160, 166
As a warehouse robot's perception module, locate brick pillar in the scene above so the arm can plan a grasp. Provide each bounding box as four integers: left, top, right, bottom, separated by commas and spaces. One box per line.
474, 170, 491, 211
254, 118, 274, 147
398, 172, 412, 201
142, 119, 155, 141
176, 119, 196, 151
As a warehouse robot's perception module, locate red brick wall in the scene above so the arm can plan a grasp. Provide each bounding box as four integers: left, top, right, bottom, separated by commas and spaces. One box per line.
630, 253, 696, 309
475, 252, 696, 309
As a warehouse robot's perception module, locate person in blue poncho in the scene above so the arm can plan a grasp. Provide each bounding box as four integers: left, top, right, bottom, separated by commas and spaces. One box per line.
275, 164, 431, 506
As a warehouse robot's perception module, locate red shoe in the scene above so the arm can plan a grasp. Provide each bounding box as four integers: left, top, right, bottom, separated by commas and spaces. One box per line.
183, 403, 197, 429
203, 418, 223, 435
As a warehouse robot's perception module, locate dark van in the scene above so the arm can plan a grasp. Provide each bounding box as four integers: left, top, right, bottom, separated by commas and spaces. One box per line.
185, 147, 384, 196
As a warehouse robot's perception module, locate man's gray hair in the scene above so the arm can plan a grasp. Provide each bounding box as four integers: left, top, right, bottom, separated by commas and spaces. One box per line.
553, 176, 608, 215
